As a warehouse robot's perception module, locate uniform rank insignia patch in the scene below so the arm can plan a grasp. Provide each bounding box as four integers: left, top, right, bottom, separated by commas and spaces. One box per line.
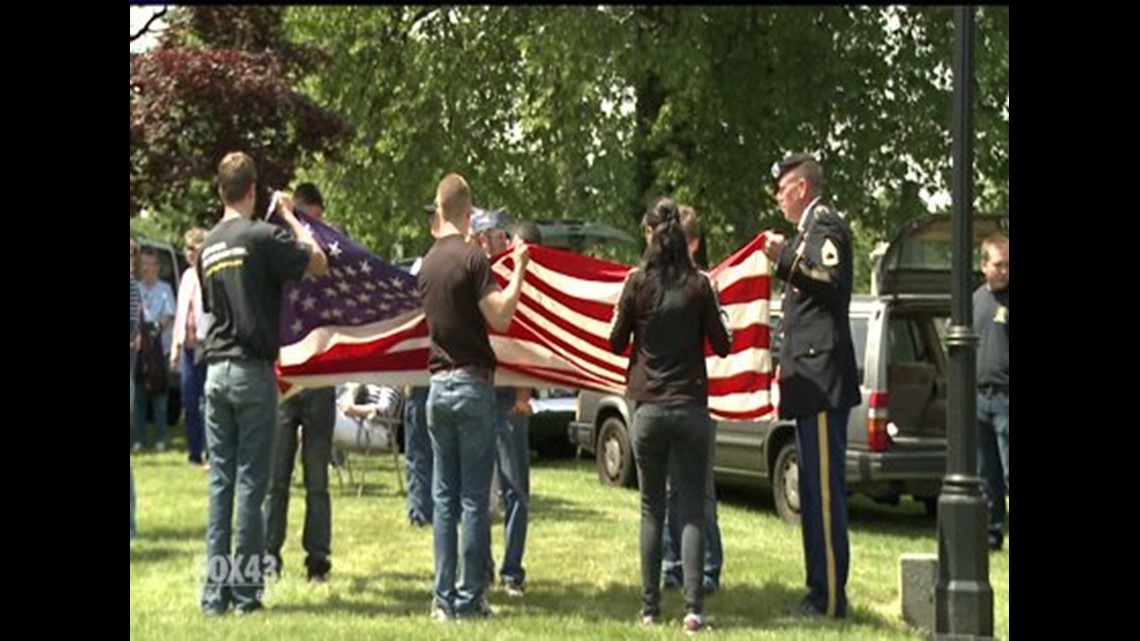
821, 238, 840, 267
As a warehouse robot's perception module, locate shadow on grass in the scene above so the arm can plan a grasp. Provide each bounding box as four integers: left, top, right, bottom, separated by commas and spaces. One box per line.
267, 569, 898, 634
130, 524, 203, 565
529, 494, 605, 523
718, 484, 939, 542
130, 545, 180, 564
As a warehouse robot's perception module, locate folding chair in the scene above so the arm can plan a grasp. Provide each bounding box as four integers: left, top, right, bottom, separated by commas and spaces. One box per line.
332, 384, 405, 497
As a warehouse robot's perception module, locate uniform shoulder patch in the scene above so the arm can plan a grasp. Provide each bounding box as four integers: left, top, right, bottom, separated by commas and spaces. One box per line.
821, 238, 840, 267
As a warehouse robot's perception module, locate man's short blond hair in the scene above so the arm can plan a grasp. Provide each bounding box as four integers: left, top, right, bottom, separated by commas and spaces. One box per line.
218, 152, 257, 205
435, 173, 472, 225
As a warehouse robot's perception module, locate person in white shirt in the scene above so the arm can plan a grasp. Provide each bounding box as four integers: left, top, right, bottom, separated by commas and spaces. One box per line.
170, 227, 209, 466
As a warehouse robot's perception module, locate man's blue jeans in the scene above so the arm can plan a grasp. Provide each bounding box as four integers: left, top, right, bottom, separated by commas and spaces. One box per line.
427, 370, 496, 616
977, 388, 1009, 540
404, 386, 433, 524
493, 388, 530, 586
200, 359, 278, 614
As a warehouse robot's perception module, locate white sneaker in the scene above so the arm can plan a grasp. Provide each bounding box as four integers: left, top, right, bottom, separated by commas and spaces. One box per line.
430, 602, 454, 622
504, 579, 525, 598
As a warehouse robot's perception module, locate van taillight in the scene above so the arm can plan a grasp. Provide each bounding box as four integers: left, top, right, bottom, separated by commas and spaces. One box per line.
867, 391, 890, 452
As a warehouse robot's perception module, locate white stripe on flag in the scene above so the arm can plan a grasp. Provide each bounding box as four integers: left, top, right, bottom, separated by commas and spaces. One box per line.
279, 308, 423, 366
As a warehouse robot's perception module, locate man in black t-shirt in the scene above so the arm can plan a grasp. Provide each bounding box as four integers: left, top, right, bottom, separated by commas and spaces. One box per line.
197, 152, 328, 617
418, 173, 528, 620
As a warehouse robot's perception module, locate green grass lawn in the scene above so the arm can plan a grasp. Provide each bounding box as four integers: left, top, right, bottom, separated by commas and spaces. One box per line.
130, 451, 1008, 640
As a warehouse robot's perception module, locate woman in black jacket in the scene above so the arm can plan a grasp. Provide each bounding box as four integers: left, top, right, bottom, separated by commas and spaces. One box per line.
609, 197, 732, 633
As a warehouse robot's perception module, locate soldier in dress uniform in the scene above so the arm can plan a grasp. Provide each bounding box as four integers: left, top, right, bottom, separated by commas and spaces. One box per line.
762, 152, 860, 619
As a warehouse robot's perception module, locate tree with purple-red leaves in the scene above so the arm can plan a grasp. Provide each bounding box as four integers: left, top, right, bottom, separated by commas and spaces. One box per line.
130, 6, 351, 228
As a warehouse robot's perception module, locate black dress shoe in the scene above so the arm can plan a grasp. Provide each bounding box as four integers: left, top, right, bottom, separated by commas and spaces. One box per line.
792, 597, 847, 619
792, 599, 825, 619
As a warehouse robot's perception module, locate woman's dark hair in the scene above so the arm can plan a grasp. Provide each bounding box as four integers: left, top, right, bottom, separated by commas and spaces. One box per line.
634, 197, 698, 308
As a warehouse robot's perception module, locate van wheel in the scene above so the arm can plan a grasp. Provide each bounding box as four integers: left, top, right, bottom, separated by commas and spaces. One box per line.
773, 441, 802, 525
596, 416, 634, 488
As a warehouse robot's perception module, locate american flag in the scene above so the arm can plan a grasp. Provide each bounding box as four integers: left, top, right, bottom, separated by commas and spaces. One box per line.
276, 213, 774, 421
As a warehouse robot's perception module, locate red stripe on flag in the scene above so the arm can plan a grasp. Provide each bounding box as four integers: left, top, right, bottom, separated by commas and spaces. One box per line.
501, 313, 626, 381
709, 371, 774, 397
718, 274, 771, 306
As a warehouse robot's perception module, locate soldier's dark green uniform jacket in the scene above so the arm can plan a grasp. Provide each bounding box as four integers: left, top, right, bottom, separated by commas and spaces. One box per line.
774, 199, 861, 420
